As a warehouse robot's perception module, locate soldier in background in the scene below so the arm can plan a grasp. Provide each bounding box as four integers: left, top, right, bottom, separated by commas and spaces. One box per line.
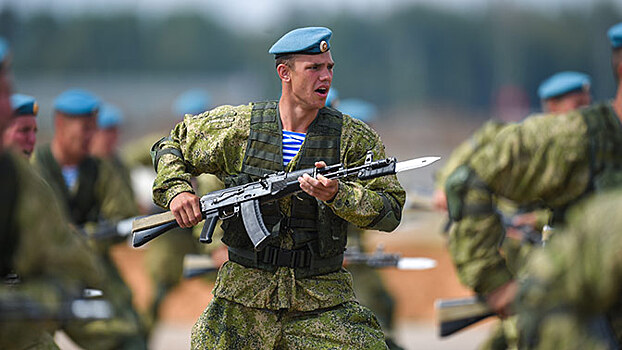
2, 93, 38, 158
30, 89, 147, 349
0, 37, 104, 350
443, 22, 622, 349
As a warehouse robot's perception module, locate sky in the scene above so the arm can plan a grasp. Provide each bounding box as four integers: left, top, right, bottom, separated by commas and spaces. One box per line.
3, 0, 615, 32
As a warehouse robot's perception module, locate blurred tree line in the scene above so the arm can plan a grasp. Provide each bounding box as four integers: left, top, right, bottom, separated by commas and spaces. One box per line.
0, 2, 620, 114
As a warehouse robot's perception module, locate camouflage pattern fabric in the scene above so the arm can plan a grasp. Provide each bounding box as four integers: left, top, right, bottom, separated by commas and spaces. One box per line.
152, 102, 405, 312
517, 189, 622, 349
191, 297, 387, 350
0, 151, 103, 350
447, 106, 610, 295
29, 145, 146, 349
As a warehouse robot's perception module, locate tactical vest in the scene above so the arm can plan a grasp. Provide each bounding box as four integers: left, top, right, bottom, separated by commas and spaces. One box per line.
0, 153, 19, 276
552, 103, 622, 223
34, 145, 101, 225
222, 101, 348, 278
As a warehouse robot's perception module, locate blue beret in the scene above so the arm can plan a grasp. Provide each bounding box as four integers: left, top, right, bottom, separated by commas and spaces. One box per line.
269, 27, 332, 57
338, 98, 377, 123
11, 94, 38, 117
537, 71, 591, 100
54, 89, 100, 116
173, 89, 211, 116
0, 37, 9, 66
325, 88, 339, 108
97, 103, 123, 129
608, 22, 622, 49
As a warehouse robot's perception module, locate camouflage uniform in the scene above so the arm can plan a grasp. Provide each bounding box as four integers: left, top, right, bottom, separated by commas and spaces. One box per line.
30, 144, 146, 350
152, 102, 405, 349
437, 119, 549, 349
0, 151, 103, 350
445, 103, 622, 347
517, 189, 622, 349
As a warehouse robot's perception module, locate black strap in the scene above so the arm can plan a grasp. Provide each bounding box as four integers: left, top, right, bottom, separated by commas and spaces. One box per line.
228, 246, 343, 271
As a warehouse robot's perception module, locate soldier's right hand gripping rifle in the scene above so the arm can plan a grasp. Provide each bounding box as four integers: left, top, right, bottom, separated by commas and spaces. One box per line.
131, 152, 440, 250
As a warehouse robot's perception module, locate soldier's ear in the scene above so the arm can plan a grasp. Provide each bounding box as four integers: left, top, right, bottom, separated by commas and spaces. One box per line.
277, 64, 291, 83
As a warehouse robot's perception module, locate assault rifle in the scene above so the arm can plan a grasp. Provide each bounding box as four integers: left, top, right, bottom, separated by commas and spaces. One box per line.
131, 152, 440, 250
435, 296, 494, 337
78, 217, 135, 241
182, 254, 219, 279
0, 283, 112, 322
344, 245, 437, 270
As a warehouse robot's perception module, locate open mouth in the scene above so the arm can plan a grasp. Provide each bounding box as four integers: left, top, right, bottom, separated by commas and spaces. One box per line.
315, 87, 328, 96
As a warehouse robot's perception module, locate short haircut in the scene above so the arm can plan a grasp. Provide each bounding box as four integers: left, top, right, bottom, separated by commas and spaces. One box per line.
275, 54, 296, 69
613, 47, 622, 83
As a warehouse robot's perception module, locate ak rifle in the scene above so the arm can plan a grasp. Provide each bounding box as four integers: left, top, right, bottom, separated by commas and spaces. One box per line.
132, 152, 440, 250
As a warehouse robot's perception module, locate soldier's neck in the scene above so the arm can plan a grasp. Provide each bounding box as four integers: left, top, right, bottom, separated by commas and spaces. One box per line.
51, 138, 80, 167
278, 97, 318, 133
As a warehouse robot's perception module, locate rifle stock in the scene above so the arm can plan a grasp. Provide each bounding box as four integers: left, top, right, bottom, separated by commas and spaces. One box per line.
132, 211, 178, 247
435, 296, 495, 337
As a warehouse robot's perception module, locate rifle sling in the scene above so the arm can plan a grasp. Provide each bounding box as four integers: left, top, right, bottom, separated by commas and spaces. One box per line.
228, 246, 343, 278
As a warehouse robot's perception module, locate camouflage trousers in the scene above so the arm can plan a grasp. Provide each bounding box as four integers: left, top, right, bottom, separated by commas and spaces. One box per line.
191, 297, 388, 349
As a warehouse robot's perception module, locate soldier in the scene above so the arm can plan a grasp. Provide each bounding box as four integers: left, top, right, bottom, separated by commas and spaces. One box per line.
89, 103, 134, 199
0, 37, 104, 350
2, 93, 38, 158
516, 189, 622, 349
30, 89, 147, 349
151, 27, 406, 349
443, 21, 622, 348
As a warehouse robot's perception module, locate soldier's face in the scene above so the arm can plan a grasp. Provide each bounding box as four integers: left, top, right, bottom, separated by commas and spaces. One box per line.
55, 113, 97, 162
289, 52, 334, 110
2, 116, 37, 157
89, 127, 119, 158
545, 90, 592, 114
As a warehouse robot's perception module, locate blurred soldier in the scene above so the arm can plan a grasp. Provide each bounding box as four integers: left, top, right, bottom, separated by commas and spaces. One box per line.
30, 89, 146, 349
2, 93, 38, 158
0, 37, 104, 350
434, 70, 592, 211
517, 189, 622, 349
338, 98, 403, 350
152, 27, 405, 348
90, 103, 134, 199
444, 22, 622, 349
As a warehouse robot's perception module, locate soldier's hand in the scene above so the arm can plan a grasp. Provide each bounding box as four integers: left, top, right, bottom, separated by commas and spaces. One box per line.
298, 161, 339, 202
486, 280, 518, 318
170, 192, 202, 228
433, 189, 448, 211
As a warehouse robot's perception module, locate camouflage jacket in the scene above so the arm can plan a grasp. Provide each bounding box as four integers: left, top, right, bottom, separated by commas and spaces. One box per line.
448, 102, 622, 294
152, 102, 406, 311
517, 189, 622, 348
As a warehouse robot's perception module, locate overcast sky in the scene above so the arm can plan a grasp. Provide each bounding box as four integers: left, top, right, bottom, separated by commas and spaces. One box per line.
3, 0, 617, 32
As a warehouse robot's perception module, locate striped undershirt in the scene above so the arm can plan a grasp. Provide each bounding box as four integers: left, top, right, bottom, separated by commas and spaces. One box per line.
282, 130, 306, 166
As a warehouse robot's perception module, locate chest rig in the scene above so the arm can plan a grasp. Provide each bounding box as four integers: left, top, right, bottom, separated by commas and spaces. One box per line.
223, 101, 348, 277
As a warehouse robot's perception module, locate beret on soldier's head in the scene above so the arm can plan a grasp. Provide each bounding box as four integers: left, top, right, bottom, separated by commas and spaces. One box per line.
11, 94, 38, 117
173, 89, 211, 116
97, 103, 123, 129
54, 89, 100, 116
269, 27, 332, 57
537, 71, 591, 100
608, 22, 622, 49
338, 98, 378, 123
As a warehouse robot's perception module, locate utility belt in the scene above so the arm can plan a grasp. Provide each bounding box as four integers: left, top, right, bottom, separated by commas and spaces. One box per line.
228, 244, 344, 279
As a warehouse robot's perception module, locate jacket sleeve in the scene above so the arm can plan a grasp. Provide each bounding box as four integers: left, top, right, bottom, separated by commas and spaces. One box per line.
326, 116, 406, 232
